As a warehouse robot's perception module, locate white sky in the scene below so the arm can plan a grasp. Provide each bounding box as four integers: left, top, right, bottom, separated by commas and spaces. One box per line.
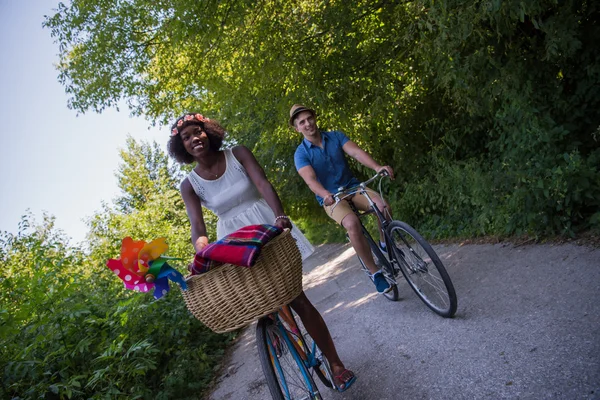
0, 1, 168, 244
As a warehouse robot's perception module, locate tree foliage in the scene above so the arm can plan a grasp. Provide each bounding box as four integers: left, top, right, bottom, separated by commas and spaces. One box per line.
115, 137, 179, 213
44, 0, 599, 236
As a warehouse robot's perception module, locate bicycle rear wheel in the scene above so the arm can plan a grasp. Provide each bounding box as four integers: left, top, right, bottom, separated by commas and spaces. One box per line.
386, 221, 457, 317
256, 317, 323, 400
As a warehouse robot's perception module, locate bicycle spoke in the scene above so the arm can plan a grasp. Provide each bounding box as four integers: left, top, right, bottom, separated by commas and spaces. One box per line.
401, 242, 450, 302
415, 273, 451, 308
404, 252, 449, 301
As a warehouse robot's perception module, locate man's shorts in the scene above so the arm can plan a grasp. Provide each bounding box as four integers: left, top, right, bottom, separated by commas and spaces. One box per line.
323, 190, 385, 225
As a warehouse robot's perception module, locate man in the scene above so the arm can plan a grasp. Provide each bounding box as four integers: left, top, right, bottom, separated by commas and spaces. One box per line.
291, 104, 395, 294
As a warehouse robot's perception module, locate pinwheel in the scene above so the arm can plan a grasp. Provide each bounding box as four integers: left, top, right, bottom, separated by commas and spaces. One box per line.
106, 237, 187, 299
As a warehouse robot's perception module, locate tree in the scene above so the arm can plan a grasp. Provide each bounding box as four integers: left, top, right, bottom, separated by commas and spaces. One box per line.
44, 0, 600, 237
115, 136, 179, 213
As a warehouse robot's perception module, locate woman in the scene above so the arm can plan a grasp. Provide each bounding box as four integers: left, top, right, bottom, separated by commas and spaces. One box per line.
167, 112, 356, 392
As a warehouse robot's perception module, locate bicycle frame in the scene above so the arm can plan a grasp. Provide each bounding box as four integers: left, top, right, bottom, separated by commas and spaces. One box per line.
332, 172, 401, 281
264, 310, 325, 399
332, 172, 393, 233
277, 307, 326, 373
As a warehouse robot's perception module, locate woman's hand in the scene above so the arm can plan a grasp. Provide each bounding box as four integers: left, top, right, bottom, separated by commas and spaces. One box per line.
275, 216, 293, 231
194, 236, 209, 253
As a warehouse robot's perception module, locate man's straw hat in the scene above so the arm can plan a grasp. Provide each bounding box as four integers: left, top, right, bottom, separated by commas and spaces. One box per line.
289, 104, 315, 126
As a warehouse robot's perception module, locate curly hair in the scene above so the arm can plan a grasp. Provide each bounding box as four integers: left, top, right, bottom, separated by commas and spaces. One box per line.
167, 115, 226, 164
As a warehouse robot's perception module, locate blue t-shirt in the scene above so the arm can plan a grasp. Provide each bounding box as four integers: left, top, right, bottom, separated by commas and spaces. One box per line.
294, 130, 360, 205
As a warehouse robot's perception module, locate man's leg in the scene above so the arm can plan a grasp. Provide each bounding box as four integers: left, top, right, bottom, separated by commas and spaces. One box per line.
352, 191, 392, 245
325, 200, 391, 293
341, 212, 380, 274
289, 292, 355, 390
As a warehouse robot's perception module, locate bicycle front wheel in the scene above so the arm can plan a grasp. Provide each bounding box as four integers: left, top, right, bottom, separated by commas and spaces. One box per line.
283, 308, 334, 388
387, 221, 457, 317
256, 317, 323, 400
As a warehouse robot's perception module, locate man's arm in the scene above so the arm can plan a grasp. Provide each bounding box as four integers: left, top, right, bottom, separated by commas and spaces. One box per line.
297, 165, 336, 206
342, 140, 395, 179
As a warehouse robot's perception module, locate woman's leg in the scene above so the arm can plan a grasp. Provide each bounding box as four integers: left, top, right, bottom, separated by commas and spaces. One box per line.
289, 291, 355, 389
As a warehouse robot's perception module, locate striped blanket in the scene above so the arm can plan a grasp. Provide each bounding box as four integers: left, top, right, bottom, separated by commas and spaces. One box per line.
190, 224, 283, 275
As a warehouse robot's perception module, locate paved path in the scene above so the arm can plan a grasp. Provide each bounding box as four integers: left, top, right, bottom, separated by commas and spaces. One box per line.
206, 241, 600, 400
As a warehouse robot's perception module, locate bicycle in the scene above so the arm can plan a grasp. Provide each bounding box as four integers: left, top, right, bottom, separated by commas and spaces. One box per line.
332, 170, 458, 318
256, 305, 335, 400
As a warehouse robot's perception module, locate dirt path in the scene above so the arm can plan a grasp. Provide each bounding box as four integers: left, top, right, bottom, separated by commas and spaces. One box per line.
206, 241, 600, 400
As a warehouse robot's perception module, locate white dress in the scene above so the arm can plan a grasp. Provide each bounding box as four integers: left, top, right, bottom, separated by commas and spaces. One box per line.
186, 148, 315, 260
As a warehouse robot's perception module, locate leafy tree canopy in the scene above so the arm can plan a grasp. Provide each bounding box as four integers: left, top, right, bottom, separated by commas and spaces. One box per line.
45, 0, 600, 237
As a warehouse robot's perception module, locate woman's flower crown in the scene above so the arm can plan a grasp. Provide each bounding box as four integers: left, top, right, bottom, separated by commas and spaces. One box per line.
171, 113, 210, 136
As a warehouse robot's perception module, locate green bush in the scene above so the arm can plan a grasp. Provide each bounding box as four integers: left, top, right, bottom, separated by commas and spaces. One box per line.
1, 215, 232, 400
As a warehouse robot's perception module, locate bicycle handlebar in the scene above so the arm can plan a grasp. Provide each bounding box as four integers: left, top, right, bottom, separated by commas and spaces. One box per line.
332, 170, 389, 202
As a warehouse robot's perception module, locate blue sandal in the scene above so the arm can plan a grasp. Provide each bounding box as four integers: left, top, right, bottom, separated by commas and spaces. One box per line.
334, 369, 356, 392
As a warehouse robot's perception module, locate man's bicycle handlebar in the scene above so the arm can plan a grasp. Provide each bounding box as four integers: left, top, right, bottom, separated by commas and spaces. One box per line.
332, 170, 390, 204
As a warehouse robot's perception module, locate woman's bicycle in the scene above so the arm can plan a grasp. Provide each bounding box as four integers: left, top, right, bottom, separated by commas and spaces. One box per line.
256, 305, 334, 400
332, 171, 458, 318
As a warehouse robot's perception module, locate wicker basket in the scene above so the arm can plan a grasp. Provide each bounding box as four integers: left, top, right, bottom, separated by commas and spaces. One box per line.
181, 229, 303, 333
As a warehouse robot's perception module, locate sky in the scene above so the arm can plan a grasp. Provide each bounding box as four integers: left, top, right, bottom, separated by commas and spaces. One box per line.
0, 1, 168, 244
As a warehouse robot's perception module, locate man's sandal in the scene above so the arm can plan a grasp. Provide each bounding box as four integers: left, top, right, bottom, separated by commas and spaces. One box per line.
333, 369, 356, 393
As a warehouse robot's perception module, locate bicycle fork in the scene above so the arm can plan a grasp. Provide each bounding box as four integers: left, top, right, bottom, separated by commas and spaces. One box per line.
281, 308, 336, 386
266, 321, 322, 400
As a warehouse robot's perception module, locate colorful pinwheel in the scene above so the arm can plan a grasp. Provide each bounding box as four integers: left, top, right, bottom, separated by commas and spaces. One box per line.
106, 237, 187, 299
